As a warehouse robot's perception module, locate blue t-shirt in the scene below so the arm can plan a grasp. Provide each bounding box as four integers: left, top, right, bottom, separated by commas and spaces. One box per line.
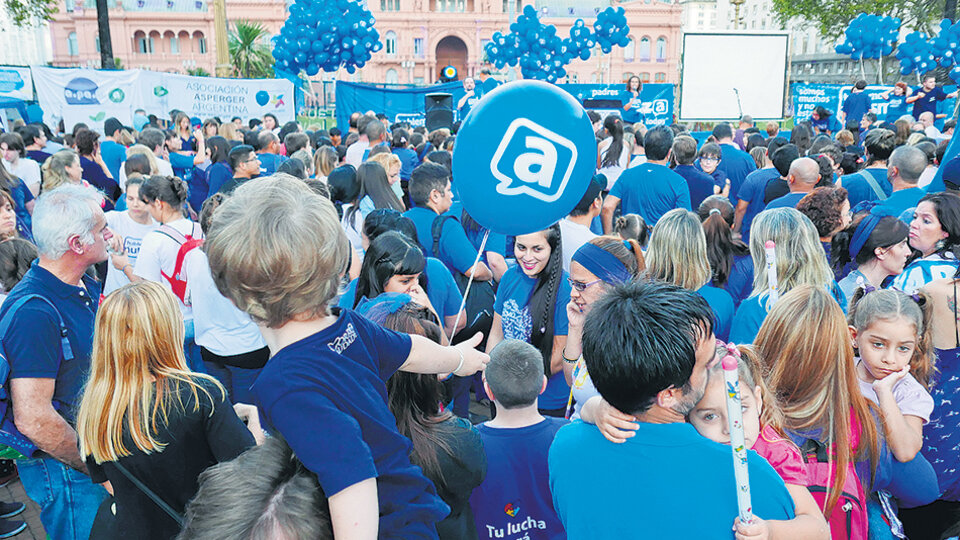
257, 153, 287, 176
459, 88, 483, 120
718, 143, 757, 201
764, 191, 807, 210
674, 164, 715, 211
842, 91, 872, 124
621, 90, 643, 124
404, 206, 480, 276
723, 254, 754, 308
842, 168, 892, 207
393, 147, 420, 181
339, 257, 463, 322
205, 162, 233, 195
99, 139, 127, 182
494, 266, 571, 409
885, 94, 910, 122
25, 149, 51, 165
912, 86, 947, 119
731, 284, 846, 344
878, 187, 925, 218
736, 167, 780, 243
10, 181, 33, 231
698, 285, 735, 342
1, 261, 101, 424
168, 152, 194, 182
549, 421, 795, 538
79, 155, 120, 201
608, 162, 690, 225
251, 309, 448, 536
470, 418, 568, 540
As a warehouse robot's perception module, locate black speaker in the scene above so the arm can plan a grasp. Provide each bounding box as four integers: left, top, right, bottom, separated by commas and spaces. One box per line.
425, 92, 454, 131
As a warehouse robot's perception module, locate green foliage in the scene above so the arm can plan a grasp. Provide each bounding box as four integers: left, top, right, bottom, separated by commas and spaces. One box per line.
228, 20, 274, 79
3, 0, 57, 27
771, 0, 945, 40
187, 67, 211, 77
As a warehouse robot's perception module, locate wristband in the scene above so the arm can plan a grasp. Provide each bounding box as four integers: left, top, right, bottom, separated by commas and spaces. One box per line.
123, 264, 133, 274
561, 347, 580, 364
451, 347, 465, 376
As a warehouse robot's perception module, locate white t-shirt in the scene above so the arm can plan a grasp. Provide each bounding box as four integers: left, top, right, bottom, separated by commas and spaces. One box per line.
119, 155, 175, 190
341, 204, 365, 254
183, 249, 266, 356
4, 158, 41, 196
597, 137, 631, 190
559, 218, 598, 273
918, 166, 937, 189
133, 218, 203, 320
344, 140, 370, 168
104, 210, 157, 296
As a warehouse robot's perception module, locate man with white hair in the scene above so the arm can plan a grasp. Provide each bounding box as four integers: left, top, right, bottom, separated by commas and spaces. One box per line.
763, 157, 820, 210
919, 111, 943, 139
0, 184, 111, 539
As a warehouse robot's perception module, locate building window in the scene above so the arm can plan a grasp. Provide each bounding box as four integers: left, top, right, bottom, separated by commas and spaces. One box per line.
170, 36, 179, 53
385, 68, 399, 84
639, 37, 650, 62
640, 72, 650, 83
385, 31, 397, 56
135, 33, 153, 54
413, 37, 424, 57
67, 32, 79, 56
381, 0, 400, 10
655, 37, 666, 62
435, 0, 465, 12
95, 35, 101, 53
624, 37, 635, 62
654, 72, 666, 83
66, 0, 75, 11
569, 72, 578, 83
198, 35, 207, 54
414, 76, 425, 84
502, 0, 517, 12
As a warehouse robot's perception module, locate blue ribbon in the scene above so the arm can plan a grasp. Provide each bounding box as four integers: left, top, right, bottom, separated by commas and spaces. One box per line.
848, 206, 897, 259
354, 292, 413, 324
571, 242, 632, 285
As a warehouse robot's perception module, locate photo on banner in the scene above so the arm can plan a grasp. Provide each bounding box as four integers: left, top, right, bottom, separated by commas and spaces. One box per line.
0, 67, 33, 101
31, 66, 140, 134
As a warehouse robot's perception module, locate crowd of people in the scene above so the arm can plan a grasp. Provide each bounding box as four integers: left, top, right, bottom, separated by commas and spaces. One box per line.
0, 73, 956, 540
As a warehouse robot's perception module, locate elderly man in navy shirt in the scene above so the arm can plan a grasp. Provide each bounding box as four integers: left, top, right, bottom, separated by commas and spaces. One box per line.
0, 184, 111, 539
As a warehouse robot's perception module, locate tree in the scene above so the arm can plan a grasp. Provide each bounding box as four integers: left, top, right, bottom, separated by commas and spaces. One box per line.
228, 20, 274, 79
3, 0, 55, 28
187, 67, 210, 77
771, 0, 945, 40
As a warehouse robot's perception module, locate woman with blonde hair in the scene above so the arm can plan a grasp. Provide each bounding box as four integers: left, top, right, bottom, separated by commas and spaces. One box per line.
730, 207, 841, 344
77, 281, 257, 540
118, 144, 160, 191
313, 145, 338, 182
756, 285, 938, 535
367, 151, 405, 201
646, 208, 735, 340
217, 122, 243, 143
40, 149, 83, 193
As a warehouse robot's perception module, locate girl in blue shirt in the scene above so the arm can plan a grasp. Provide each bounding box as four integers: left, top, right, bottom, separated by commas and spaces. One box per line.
881, 82, 912, 122
621, 75, 643, 125
646, 208, 736, 341
486, 224, 572, 416
698, 196, 753, 307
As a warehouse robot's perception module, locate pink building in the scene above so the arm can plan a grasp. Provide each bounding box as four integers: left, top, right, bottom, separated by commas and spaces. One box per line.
364, 0, 683, 86
49, 0, 682, 85
49, 0, 286, 73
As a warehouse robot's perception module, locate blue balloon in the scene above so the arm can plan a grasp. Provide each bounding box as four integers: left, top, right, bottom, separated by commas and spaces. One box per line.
452, 80, 596, 235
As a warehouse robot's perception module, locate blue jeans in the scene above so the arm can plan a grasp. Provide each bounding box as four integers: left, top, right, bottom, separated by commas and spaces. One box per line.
18, 457, 107, 540
202, 361, 261, 404
182, 319, 206, 374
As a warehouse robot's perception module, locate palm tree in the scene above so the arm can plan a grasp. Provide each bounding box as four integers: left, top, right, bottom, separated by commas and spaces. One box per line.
228, 20, 274, 79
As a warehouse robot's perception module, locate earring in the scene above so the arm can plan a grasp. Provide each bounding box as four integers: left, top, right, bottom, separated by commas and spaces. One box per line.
936, 239, 946, 251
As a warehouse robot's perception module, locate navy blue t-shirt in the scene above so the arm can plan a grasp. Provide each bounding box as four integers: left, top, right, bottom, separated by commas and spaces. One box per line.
251, 309, 449, 537
470, 418, 567, 540
608, 162, 690, 225
1, 261, 101, 424
718, 143, 757, 201
338, 257, 464, 322
723, 254, 754, 308
257, 153, 287, 176
459, 88, 483, 121
736, 167, 780, 243
842, 91, 872, 124
842, 168, 892, 207
80, 155, 121, 202
404, 206, 480, 276
392, 147, 420, 181
698, 284, 735, 342
764, 191, 807, 210
912, 86, 947, 120
674, 164, 715, 211
205, 162, 233, 195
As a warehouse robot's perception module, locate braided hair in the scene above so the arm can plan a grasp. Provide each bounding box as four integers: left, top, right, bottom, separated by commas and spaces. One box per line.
526, 223, 563, 375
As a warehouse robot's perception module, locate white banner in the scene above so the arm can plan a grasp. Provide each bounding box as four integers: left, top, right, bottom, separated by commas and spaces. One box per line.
0, 67, 33, 101
138, 71, 295, 125
32, 66, 296, 134
31, 66, 139, 134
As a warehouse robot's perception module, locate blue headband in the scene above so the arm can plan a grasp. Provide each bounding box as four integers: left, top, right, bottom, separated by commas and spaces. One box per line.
571, 242, 632, 285
849, 206, 896, 259
354, 292, 412, 324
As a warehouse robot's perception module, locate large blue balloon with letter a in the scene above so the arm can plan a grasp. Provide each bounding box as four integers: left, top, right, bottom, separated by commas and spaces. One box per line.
453, 80, 596, 235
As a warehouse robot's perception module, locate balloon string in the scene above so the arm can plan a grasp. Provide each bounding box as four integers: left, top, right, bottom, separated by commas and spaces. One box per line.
451, 229, 490, 339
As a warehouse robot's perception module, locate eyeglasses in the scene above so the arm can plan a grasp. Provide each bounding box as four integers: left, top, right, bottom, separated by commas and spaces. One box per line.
567, 278, 603, 292
701, 157, 719, 163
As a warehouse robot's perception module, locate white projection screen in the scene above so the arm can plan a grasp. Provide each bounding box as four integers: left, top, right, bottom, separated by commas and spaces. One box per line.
679, 32, 789, 121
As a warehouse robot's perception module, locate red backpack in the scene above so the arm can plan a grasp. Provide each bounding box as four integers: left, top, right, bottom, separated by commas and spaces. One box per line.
156, 223, 203, 305
800, 427, 869, 540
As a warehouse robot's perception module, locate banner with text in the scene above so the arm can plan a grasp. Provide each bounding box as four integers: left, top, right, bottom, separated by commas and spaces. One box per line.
0, 67, 33, 101
31, 66, 140, 133
791, 83, 957, 124
137, 71, 294, 125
